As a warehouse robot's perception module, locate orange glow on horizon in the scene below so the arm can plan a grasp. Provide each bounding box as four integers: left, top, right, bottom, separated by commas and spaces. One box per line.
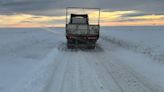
0, 11, 164, 28
101, 20, 164, 26
10, 23, 64, 28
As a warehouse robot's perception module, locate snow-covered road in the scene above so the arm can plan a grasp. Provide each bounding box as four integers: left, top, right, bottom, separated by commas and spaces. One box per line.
0, 27, 164, 92
41, 38, 164, 92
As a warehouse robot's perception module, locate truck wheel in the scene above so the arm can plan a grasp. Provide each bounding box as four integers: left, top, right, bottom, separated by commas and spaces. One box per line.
67, 40, 72, 49
67, 43, 74, 49
88, 45, 95, 49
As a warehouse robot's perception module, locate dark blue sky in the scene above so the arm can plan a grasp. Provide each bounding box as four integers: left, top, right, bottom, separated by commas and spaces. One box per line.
0, 0, 163, 16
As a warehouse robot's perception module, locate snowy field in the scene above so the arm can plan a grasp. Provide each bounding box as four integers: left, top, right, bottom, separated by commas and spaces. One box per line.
0, 28, 64, 92
101, 26, 164, 61
0, 26, 164, 92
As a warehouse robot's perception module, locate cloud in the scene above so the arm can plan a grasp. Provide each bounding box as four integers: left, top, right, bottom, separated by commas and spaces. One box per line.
0, 0, 163, 16
98, 10, 138, 22
0, 10, 163, 27
0, 14, 65, 27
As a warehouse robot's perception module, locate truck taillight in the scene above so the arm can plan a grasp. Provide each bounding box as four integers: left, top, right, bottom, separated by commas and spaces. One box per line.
69, 36, 72, 39
88, 37, 96, 39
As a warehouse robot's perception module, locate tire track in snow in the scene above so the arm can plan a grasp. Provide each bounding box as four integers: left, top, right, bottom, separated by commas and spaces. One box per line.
102, 59, 151, 92
41, 52, 63, 92
97, 38, 164, 92
84, 52, 123, 92
45, 51, 81, 92
44, 51, 68, 92
82, 52, 117, 92
60, 52, 78, 92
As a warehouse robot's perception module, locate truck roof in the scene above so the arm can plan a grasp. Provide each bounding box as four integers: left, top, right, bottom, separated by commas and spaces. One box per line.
71, 14, 88, 17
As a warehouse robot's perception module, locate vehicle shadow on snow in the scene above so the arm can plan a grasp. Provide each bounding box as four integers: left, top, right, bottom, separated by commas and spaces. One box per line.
57, 42, 104, 53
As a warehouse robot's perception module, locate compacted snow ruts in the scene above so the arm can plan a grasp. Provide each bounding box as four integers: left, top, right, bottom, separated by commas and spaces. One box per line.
41, 39, 164, 92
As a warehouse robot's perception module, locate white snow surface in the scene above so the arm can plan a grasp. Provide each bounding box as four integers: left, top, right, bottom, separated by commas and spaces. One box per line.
101, 26, 164, 61
0, 28, 64, 92
0, 26, 164, 92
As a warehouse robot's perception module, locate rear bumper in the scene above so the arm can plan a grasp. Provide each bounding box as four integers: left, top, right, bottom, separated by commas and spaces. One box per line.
67, 41, 96, 49
66, 34, 99, 40
66, 34, 98, 49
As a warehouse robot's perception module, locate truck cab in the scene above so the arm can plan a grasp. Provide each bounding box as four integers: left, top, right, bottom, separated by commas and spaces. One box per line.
66, 8, 100, 49
69, 14, 89, 24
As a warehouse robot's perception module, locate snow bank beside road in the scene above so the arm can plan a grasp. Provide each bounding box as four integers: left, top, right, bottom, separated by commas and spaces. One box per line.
7, 49, 61, 92
0, 28, 64, 92
101, 26, 164, 62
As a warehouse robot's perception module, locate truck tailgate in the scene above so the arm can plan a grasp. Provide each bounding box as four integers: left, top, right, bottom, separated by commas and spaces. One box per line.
66, 24, 99, 35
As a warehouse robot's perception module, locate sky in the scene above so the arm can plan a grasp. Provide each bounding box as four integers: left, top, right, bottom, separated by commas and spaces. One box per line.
0, 0, 164, 27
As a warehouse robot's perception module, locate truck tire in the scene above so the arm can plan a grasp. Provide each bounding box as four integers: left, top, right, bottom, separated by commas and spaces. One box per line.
67, 40, 73, 49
